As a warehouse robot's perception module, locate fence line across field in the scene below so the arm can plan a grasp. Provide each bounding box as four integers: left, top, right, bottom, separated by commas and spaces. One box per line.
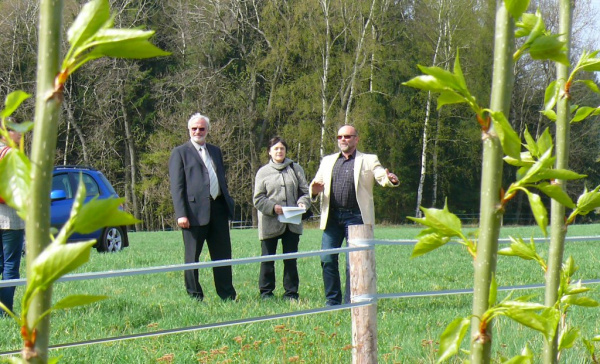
1, 232, 599, 360
1, 235, 597, 289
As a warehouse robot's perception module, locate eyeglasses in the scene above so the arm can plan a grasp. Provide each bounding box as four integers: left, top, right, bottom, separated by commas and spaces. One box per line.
190, 127, 206, 132
337, 135, 356, 140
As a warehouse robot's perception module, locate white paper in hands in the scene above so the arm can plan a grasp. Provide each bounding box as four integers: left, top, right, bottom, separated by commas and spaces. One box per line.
277, 206, 306, 225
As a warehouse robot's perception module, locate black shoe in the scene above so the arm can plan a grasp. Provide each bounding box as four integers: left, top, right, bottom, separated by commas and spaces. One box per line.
325, 301, 341, 306
261, 293, 274, 300
189, 294, 204, 302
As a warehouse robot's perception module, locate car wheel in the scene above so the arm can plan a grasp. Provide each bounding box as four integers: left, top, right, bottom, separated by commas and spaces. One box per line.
98, 227, 124, 252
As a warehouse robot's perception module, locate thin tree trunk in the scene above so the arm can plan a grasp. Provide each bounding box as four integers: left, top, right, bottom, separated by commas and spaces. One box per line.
470, 1, 514, 362
431, 109, 441, 207
319, 0, 331, 158
25, 0, 63, 362
543, 1, 572, 362
62, 96, 89, 164
416, 0, 444, 218
344, 0, 376, 125
121, 92, 141, 231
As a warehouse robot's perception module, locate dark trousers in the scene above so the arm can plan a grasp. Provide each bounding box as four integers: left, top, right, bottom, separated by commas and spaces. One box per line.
182, 197, 236, 301
1, 229, 24, 315
259, 228, 300, 299
320, 209, 363, 306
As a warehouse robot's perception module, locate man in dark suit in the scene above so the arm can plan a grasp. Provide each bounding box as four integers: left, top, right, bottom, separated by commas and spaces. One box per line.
169, 113, 237, 301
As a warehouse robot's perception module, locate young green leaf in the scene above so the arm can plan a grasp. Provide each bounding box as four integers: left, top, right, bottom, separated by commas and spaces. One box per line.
0, 149, 32, 219
52, 295, 108, 310
561, 295, 599, 308
582, 338, 594, 355
410, 233, 450, 258
535, 182, 576, 209
84, 29, 171, 59
543, 81, 559, 112
525, 191, 548, 236
575, 80, 600, 94
498, 236, 538, 261
541, 109, 557, 121
1, 91, 31, 118
489, 274, 497, 308
66, 0, 111, 54
558, 327, 579, 351
504, 0, 530, 20
73, 197, 140, 234
436, 317, 470, 363
27, 240, 96, 294
501, 345, 533, 364
408, 202, 463, 238
528, 35, 568, 65
536, 128, 553, 156
571, 106, 600, 123
488, 111, 522, 160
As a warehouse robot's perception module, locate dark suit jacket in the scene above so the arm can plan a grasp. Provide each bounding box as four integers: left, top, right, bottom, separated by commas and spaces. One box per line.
169, 141, 235, 226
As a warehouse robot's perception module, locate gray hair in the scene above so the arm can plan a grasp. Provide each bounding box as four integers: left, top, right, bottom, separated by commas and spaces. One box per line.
187, 113, 211, 131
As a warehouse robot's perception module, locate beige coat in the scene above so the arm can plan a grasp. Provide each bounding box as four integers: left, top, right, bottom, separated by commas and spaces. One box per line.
309, 151, 398, 230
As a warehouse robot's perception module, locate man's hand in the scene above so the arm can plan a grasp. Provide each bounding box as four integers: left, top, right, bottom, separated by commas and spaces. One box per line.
177, 217, 190, 229
311, 181, 324, 196
386, 169, 399, 185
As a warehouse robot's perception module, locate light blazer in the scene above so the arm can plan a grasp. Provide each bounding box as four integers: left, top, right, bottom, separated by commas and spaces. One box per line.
169, 141, 235, 226
309, 151, 398, 230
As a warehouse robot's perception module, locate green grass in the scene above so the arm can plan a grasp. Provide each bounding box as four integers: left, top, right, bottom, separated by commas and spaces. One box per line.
2, 224, 600, 363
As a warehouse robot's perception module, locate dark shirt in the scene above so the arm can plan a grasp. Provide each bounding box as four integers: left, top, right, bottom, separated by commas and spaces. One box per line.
331, 151, 359, 210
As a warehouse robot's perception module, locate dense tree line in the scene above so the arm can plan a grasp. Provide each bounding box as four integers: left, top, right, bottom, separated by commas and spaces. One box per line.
1, 0, 599, 230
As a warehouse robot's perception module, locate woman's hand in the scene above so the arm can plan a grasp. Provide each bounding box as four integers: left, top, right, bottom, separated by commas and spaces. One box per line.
274, 204, 284, 215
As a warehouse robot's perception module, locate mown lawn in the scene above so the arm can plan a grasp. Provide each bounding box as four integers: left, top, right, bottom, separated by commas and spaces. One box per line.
2, 224, 600, 363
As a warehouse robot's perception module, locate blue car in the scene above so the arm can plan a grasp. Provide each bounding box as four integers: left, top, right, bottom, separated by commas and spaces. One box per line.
51, 166, 129, 252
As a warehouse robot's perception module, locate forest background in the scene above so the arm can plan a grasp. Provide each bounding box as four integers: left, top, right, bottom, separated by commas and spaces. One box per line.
2, 0, 600, 231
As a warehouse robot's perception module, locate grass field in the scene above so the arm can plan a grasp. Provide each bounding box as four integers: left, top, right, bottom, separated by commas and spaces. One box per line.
2, 224, 600, 363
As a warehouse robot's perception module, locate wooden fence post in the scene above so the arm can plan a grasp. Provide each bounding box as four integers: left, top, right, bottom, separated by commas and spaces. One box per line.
349, 224, 377, 364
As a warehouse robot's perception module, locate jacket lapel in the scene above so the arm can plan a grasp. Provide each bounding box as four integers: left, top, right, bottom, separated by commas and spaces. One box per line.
354, 151, 364, 190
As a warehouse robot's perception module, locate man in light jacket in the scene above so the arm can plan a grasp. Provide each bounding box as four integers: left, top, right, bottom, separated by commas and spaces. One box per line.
310, 124, 399, 306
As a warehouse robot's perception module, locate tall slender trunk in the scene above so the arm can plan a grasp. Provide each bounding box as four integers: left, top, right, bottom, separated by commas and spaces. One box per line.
416, 0, 444, 217
470, 1, 514, 362
543, 1, 572, 362
62, 97, 89, 164
319, 0, 331, 158
343, 0, 376, 125
121, 93, 141, 231
25, 1, 63, 362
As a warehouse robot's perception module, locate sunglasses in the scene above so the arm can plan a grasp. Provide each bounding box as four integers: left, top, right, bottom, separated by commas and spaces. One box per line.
337, 135, 356, 140
190, 127, 206, 132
